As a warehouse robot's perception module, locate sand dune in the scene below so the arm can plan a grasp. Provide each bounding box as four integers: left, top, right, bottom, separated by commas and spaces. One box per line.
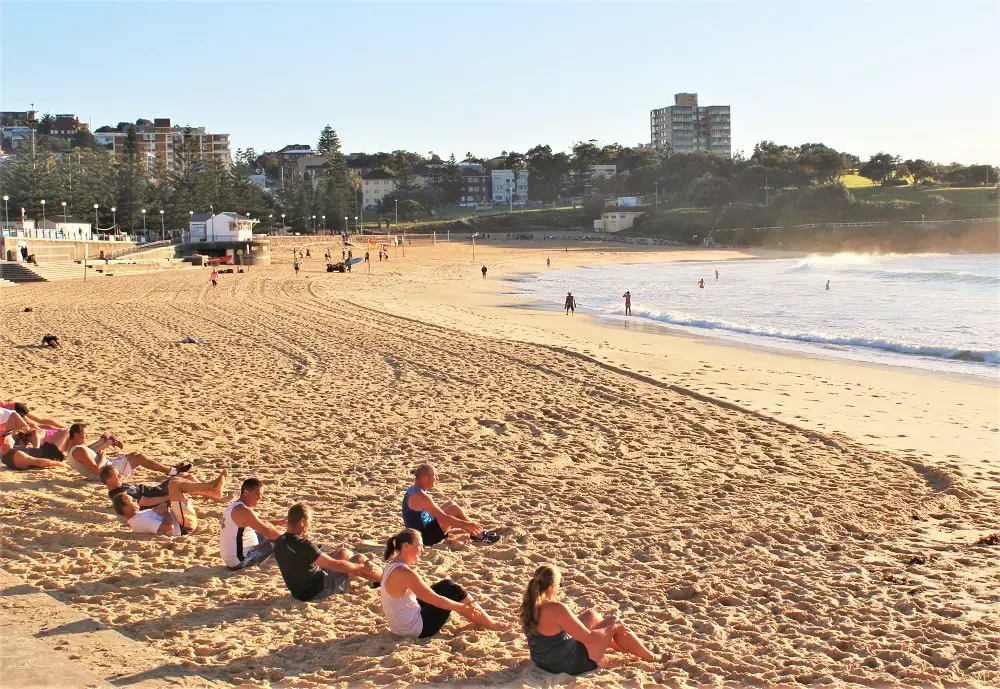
1, 244, 997, 688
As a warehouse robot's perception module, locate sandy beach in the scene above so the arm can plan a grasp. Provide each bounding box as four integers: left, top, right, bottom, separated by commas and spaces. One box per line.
1, 240, 997, 688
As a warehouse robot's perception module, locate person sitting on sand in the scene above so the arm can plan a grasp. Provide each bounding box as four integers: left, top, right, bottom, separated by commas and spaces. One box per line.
273, 503, 382, 601
220, 478, 287, 571
521, 564, 666, 675
66, 423, 192, 482
1, 401, 62, 431
381, 528, 504, 638
111, 469, 228, 536
402, 463, 499, 546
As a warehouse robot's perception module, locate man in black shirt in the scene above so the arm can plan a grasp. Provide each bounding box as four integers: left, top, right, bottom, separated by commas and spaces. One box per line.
100, 463, 192, 508
274, 503, 381, 602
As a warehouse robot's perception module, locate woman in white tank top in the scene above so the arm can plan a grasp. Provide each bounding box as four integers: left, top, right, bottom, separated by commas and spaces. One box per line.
380, 529, 504, 639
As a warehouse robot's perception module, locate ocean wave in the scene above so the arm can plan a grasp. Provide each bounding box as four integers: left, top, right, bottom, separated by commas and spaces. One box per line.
789, 263, 999, 284
626, 308, 1000, 364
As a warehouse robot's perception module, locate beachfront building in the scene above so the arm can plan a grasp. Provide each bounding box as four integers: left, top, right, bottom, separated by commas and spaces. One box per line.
491, 169, 529, 204
650, 93, 731, 158
93, 118, 232, 174
187, 212, 256, 243
361, 170, 397, 210
461, 167, 490, 204
37, 217, 93, 240
594, 210, 645, 233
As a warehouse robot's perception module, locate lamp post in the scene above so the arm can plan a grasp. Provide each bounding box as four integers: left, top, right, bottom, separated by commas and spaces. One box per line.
141, 208, 147, 236
269, 213, 273, 234
354, 216, 358, 234
312, 214, 316, 233
93, 203, 99, 232
61, 201, 67, 223
40, 199, 46, 226
2, 195, 8, 229
321, 215, 325, 234
344, 216, 348, 234
159, 209, 164, 241
111, 206, 117, 234
395, 198, 398, 226
281, 213, 286, 235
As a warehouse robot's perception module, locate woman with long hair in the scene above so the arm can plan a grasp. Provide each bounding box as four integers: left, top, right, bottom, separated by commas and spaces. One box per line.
380, 528, 504, 638
520, 564, 665, 674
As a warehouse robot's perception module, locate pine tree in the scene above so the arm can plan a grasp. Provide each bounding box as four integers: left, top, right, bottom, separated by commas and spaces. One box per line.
116, 126, 149, 232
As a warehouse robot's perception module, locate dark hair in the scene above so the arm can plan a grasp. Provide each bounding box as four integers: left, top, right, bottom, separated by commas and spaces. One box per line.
111, 493, 131, 517
384, 528, 421, 560
413, 463, 433, 479
12, 431, 32, 446
240, 478, 262, 495
69, 422, 85, 437
99, 464, 117, 484
287, 502, 310, 527
13, 402, 28, 417
520, 564, 560, 635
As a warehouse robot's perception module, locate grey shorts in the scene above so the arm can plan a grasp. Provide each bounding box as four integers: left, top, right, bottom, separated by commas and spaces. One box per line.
313, 570, 350, 599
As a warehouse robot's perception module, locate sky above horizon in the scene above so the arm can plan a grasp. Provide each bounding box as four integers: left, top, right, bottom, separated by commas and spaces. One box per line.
2, 1, 997, 165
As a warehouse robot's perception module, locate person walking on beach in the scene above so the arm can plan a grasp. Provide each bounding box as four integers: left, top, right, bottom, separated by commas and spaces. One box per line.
210, 269, 218, 288
826, 280, 830, 291
521, 564, 667, 675
273, 503, 382, 601
381, 528, 505, 638
546, 257, 550, 268
220, 478, 287, 571
481, 265, 488, 279
564, 292, 576, 315
293, 258, 300, 275
715, 269, 719, 281
403, 463, 500, 546
622, 291, 631, 316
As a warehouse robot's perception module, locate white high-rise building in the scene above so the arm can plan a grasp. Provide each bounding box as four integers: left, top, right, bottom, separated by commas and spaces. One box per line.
491, 170, 529, 204
650, 93, 731, 158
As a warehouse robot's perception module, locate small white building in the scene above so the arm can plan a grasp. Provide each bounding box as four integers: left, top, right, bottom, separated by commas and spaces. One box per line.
361, 170, 397, 209
37, 217, 93, 240
595, 210, 645, 233
588, 164, 618, 181
188, 212, 257, 243
491, 169, 529, 204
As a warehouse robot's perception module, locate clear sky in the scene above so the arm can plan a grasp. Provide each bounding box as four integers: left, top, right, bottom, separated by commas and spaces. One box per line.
2, 1, 997, 164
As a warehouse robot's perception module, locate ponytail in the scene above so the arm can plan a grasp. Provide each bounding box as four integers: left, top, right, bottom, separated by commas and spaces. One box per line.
520, 564, 559, 635
384, 528, 420, 560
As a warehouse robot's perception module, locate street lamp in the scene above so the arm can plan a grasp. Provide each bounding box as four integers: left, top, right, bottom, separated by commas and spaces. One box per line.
111, 206, 117, 234
94, 203, 99, 231
269, 213, 273, 233
61, 201, 67, 223
40, 199, 46, 226
2, 194, 8, 229
159, 209, 164, 241
321, 215, 325, 233
312, 214, 316, 233
354, 216, 358, 234
395, 198, 398, 226
141, 208, 147, 235
344, 216, 348, 234
281, 213, 286, 235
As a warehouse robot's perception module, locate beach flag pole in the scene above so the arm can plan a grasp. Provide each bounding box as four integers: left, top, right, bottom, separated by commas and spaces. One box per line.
472, 236, 476, 262
84, 244, 88, 283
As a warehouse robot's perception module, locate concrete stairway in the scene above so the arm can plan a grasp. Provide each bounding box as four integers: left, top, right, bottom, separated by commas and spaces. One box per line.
0, 261, 93, 283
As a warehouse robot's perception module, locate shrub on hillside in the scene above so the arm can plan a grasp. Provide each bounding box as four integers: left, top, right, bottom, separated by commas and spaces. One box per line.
685, 174, 734, 207
884, 177, 909, 187
797, 183, 855, 213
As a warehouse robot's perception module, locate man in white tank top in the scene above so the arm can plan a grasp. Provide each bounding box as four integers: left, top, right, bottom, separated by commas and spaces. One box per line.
65, 423, 190, 482
220, 478, 286, 570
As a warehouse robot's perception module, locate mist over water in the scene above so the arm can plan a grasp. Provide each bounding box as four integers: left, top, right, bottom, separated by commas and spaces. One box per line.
512, 254, 1000, 379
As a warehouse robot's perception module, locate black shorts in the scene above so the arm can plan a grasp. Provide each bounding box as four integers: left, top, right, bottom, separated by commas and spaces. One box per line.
1, 450, 18, 470
418, 579, 467, 638
419, 520, 447, 547
30, 442, 65, 461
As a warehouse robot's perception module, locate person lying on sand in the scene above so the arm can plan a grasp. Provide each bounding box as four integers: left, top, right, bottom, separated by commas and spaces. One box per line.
220, 478, 287, 571
66, 423, 192, 482
112, 469, 228, 536
274, 503, 381, 601
1, 401, 61, 434
402, 463, 500, 546
1, 422, 76, 471
100, 463, 207, 509
521, 564, 667, 675
381, 528, 505, 638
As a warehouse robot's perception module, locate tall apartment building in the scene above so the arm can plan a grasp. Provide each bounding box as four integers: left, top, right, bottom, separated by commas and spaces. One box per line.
93, 118, 231, 173
491, 170, 529, 204
650, 93, 731, 158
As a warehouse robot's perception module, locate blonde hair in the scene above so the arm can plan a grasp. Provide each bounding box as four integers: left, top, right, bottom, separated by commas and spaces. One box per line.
520, 564, 560, 635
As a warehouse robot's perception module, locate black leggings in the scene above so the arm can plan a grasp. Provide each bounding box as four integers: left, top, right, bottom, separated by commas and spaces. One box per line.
418, 579, 467, 638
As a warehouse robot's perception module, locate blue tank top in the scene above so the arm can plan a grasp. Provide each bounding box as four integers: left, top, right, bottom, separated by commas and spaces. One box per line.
402, 486, 434, 529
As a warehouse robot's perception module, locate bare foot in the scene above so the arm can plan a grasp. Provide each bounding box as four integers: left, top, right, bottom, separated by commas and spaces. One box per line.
209, 469, 228, 499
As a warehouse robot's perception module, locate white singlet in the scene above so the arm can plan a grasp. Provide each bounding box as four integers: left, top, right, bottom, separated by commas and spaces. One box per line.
219, 500, 260, 568
380, 561, 422, 637
128, 508, 181, 536
67, 445, 133, 481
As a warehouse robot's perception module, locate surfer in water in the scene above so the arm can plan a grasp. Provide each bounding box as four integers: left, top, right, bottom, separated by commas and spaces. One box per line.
622, 291, 631, 316
826, 280, 830, 291
715, 270, 719, 281
698, 279, 705, 289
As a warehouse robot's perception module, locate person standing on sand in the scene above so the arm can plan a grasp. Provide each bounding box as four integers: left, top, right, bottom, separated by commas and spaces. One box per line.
546, 257, 550, 268
521, 564, 667, 675
481, 265, 488, 279
293, 258, 300, 275
381, 528, 505, 638
622, 291, 631, 316
564, 292, 576, 315
210, 269, 218, 288
715, 269, 719, 281
826, 280, 830, 291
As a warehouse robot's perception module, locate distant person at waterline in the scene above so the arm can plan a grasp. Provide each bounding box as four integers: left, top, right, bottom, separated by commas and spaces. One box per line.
698, 279, 705, 289
564, 292, 576, 315
715, 269, 719, 281
826, 280, 830, 291
622, 291, 631, 316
